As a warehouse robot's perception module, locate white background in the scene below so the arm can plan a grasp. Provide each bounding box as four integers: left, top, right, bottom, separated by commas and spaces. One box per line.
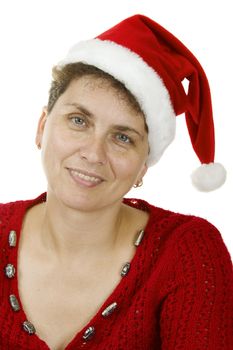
0, 0, 232, 257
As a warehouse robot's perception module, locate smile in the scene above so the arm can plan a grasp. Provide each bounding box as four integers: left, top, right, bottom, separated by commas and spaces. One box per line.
67, 168, 104, 187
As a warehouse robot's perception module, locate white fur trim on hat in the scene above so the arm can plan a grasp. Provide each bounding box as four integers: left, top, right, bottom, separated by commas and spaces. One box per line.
58, 39, 176, 166
191, 163, 227, 191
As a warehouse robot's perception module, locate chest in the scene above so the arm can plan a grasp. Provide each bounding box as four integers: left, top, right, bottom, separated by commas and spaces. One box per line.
1, 199, 152, 349
17, 247, 132, 350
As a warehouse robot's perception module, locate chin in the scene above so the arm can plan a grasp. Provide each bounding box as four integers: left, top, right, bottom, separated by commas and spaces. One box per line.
48, 186, 102, 212
47, 176, 132, 212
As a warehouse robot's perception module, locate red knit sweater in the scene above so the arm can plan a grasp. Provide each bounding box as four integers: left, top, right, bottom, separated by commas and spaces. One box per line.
0, 193, 232, 350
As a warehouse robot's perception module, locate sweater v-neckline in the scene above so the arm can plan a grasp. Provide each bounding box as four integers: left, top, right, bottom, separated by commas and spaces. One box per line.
7, 193, 152, 350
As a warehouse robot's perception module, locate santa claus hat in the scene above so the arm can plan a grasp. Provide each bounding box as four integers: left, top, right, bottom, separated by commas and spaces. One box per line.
58, 14, 226, 191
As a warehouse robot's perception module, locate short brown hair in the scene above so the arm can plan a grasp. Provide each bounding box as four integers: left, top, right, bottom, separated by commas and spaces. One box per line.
47, 62, 148, 132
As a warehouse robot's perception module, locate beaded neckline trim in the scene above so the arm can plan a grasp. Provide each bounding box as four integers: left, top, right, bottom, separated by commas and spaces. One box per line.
4, 226, 145, 343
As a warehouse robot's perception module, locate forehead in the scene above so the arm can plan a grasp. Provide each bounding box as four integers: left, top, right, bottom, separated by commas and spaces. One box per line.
57, 76, 145, 122
64, 75, 136, 106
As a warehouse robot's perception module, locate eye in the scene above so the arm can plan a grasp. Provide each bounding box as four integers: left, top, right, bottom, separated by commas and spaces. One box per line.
70, 115, 87, 127
116, 133, 132, 144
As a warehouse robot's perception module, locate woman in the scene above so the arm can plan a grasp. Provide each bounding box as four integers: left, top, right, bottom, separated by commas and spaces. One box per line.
0, 14, 232, 350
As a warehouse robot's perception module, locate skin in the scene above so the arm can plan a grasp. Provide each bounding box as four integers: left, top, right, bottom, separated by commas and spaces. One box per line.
18, 76, 150, 350
36, 76, 149, 214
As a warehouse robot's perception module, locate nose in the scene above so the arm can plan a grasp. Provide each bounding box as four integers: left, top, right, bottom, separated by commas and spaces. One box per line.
79, 135, 107, 165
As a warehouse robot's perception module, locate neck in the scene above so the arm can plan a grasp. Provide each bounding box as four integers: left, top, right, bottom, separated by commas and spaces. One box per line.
38, 192, 128, 261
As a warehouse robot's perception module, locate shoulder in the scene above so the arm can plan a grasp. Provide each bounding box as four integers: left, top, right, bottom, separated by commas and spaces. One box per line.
125, 197, 231, 263
148, 203, 231, 261
127, 196, 222, 230
0, 199, 23, 221
0, 193, 46, 236
0, 193, 46, 212
0, 199, 28, 243
125, 196, 213, 235
146, 204, 233, 293
0, 197, 31, 220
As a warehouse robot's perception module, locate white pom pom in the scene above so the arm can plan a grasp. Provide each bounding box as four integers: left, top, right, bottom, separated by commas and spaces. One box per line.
191, 163, 227, 192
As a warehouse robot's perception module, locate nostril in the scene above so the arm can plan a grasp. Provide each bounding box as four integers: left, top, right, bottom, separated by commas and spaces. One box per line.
79, 141, 107, 165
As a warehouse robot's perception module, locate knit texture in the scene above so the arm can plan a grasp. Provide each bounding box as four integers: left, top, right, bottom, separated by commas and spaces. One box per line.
0, 193, 232, 349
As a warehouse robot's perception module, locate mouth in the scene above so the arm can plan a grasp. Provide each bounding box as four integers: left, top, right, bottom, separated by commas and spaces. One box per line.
67, 168, 105, 187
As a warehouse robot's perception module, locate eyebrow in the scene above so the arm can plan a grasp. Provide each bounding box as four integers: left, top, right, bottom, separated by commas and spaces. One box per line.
64, 102, 144, 139
64, 103, 94, 117
112, 125, 144, 139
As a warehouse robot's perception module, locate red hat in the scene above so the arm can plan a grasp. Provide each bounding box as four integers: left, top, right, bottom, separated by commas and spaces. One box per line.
58, 14, 226, 191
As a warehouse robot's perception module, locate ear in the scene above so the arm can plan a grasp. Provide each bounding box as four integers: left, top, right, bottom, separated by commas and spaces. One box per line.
35, 107, 48, 149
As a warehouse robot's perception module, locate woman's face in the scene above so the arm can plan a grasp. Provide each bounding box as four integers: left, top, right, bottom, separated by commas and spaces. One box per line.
36, 76, 149, 212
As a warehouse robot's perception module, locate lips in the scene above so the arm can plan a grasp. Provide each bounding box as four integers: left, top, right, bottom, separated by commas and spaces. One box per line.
67, 168, 104, 187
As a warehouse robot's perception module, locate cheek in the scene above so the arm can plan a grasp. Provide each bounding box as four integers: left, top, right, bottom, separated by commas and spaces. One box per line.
109, 152, 146, 183
41, 126, 74, 170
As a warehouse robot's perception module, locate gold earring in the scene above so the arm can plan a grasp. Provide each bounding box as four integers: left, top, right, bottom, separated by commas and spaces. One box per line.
133, 179, 143, 188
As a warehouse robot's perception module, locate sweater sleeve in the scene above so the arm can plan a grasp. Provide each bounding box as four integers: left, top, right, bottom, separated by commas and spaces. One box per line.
159, 217, 233, 350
